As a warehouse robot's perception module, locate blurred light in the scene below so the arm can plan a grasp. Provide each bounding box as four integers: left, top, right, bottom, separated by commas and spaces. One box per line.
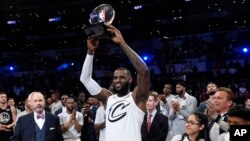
143, 56, 148, 61
48, 17, 61, 22
71, 62, 74, 66
57, 63, 69, 71
7, 20, 17, 25
134, 5, 142, 10
243, 48, 248, 53
9, 66, 14, 71
62, 64, 68, 69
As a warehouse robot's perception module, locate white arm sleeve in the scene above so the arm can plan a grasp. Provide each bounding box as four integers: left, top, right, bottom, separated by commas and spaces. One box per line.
80, 54, 102, 95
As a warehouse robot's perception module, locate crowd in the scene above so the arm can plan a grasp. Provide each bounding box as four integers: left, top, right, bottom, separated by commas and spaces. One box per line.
1, 82, 250, 141
1, 25, 250, 141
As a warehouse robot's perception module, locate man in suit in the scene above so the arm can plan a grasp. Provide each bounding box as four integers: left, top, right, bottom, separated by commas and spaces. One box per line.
205, 87, 235, 141
141, 91, 169, 141
11, 91, 63, 141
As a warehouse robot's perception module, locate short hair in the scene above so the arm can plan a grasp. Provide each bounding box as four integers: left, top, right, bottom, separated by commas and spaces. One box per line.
164, 83, 173, 89
115, 67, 131, 77
66, 97, 75, 102
176, 81, 186, 88
217, 87, 236, 102
30, 91, 45, 99
52, 90, 61, 99
8, 98, 14, 101
0, 92, 7, 95
207, 82, 217, 86
148, 90, 158, 101
227, 105, 250, 122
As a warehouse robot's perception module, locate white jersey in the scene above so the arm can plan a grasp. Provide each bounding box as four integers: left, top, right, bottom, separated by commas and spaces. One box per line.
58, 111, 83, 140
94, 106, 106, 141
106, 92, 145, 141
51, 101, 62, 114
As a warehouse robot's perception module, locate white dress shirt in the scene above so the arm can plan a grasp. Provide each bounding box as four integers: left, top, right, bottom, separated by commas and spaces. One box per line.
34, 111, 46, 129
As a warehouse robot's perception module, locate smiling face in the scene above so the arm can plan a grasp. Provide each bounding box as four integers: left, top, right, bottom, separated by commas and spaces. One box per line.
185, 114, 205, 136
112, 69, 132, 96
212, 91, 232, 113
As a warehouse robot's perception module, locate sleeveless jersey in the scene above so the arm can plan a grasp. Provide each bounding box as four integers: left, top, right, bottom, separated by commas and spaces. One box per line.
0, 105, 13, 126
105, 92, 145, 141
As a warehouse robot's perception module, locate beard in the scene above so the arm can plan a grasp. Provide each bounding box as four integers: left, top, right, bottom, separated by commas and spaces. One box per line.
67, 107, 74, 113
113, 82, 130, 96
207, 91, 216, 96
176, 89, 184, 95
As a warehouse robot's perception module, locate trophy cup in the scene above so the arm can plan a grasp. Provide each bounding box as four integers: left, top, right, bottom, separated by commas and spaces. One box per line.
83, 4, 115, 39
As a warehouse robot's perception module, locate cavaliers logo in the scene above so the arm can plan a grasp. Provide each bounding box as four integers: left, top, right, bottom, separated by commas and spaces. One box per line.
0, 112, 11, 123
108, 100, 130, 122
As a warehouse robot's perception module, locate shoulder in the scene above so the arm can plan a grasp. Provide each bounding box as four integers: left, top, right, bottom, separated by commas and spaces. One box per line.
158, 112, 168, 120
18, 112, 33, 122
189, 95, 197, 101
76, 111, 83, 117
97, 106, 105, 112
199, 101, 206, 105
171, 135, 182, 141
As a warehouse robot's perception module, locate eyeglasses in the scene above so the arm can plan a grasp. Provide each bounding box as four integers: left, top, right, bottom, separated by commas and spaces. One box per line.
61, 98, 68, 100
185, 120, 200, 126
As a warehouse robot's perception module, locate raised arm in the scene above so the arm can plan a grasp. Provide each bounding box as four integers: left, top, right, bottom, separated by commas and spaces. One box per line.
107, 25, 150, 111
80, 37, 112, 106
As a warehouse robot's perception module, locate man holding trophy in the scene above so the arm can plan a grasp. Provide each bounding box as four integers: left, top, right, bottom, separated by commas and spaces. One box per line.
80, 4, 150, 141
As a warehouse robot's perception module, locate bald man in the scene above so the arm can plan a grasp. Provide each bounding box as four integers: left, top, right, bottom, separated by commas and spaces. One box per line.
11, 91, 63, 141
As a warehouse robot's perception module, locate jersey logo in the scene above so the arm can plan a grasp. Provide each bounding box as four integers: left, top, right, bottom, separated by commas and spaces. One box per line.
0, 112, 11, 123
108, 100, 130, 122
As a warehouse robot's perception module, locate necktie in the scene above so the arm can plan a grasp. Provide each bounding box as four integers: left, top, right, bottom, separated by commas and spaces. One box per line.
147, 114, 152, 132
37, 113, 45, 119
208, 114, 221, 132
214, 114, 221, 123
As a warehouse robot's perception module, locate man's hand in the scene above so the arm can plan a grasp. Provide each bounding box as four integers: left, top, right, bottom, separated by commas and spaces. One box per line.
0, 125, 12, 131
70, 111, 76, 122
172, 101, 180, 112
159, 94, 167, 103
106, 25, 125, 45
205, 99, 217, 120
87, 37, 99, 54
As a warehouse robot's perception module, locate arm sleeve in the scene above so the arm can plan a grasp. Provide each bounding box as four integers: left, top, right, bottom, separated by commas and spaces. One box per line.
80, 54, 102, 95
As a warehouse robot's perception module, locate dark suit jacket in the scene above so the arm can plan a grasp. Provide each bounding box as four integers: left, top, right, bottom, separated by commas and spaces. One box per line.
11, 112, 63, 141
141, 112, 169, 141
55, 107, 63, 116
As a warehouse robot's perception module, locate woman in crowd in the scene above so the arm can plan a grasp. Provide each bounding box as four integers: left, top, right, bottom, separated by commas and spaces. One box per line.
171, 111, 209, 141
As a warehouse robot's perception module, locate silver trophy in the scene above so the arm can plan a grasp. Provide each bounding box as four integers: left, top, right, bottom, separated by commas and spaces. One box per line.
83, 4, 115, 39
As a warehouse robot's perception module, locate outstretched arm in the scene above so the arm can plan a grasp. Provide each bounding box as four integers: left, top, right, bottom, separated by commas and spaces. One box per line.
107, 25, 150, 111
80, 37, 112, 106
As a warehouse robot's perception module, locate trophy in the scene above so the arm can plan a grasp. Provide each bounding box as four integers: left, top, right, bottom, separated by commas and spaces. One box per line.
83, 4, 115, 39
